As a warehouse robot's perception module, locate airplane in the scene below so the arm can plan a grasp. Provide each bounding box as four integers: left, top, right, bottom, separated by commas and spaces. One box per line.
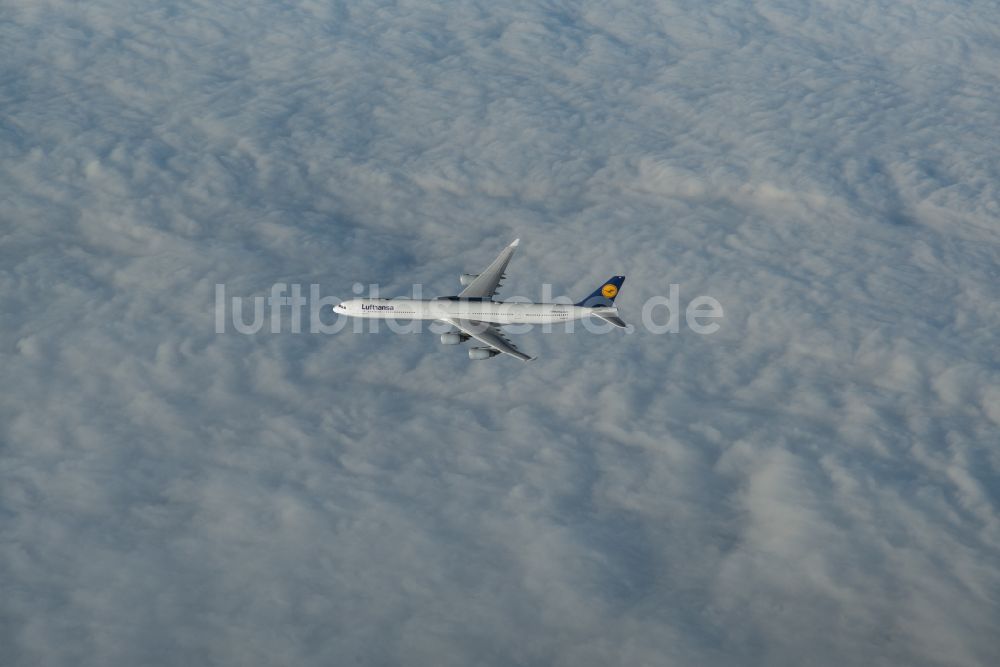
334, 238, 626, 361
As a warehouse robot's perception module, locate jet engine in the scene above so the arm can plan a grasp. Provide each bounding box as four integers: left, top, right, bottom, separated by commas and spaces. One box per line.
459, 273, 479, 286
468, 347, 499, 360
439, 333, 467, 345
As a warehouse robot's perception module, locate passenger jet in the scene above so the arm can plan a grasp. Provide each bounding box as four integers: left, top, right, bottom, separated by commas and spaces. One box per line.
335, 239, 626, 361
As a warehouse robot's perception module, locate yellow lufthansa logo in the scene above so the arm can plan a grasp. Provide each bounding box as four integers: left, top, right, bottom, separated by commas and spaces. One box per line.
601, 284, 618, 298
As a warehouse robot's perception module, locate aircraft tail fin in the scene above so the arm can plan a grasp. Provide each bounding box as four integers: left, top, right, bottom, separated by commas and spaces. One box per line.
575, 275, 625, 308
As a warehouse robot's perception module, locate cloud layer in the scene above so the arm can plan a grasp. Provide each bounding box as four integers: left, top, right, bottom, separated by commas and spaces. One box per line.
2, 1, 999, 665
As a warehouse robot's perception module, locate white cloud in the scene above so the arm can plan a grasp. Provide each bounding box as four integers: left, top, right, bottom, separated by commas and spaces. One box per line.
2, 0, 999, 665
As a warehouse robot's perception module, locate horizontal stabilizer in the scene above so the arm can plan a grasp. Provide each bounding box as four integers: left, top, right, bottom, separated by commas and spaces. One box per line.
594, 311, 627, 328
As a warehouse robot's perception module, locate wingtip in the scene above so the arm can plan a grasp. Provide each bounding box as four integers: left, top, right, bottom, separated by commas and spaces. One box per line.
510, 238, 520, 247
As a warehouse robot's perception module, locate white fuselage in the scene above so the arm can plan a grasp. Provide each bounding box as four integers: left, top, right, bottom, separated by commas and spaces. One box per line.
335, 298, 599, 324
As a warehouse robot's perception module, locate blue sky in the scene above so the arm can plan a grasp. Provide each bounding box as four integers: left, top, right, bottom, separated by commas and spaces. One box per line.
2, 1, 999, 665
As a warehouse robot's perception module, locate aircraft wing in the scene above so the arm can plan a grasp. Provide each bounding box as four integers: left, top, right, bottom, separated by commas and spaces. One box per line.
458, 238, 519, 299
446, 318, 534, 362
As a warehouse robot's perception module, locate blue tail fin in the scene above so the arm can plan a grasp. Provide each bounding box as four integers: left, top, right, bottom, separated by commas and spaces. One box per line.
576, 276, 625, 307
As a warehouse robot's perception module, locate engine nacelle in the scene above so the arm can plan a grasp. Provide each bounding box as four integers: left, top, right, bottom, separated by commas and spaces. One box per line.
440, 333, 466, 345
459, 273, 479, 286
468, 347, 499, 360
